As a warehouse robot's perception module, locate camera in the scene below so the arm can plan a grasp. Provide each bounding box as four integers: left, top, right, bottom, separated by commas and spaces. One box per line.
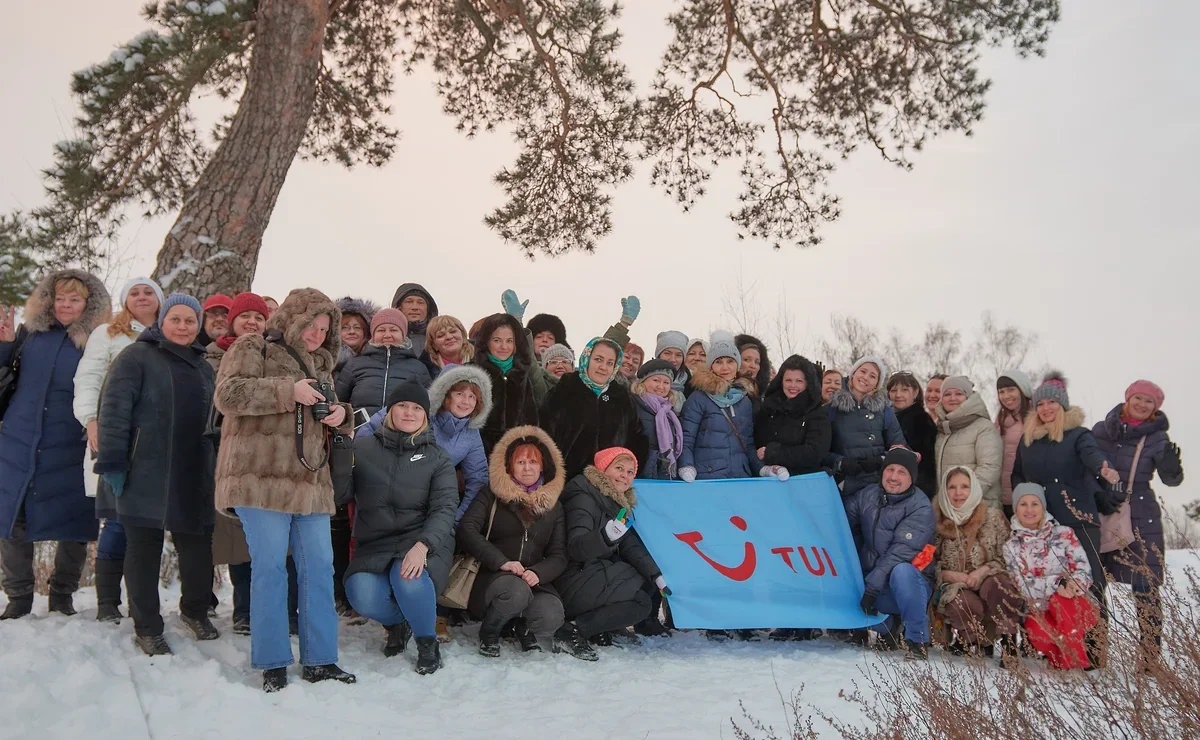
311, 382, 336, 422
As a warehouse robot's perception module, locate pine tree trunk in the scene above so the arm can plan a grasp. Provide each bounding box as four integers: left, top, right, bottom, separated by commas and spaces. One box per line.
151, 0, 330, 298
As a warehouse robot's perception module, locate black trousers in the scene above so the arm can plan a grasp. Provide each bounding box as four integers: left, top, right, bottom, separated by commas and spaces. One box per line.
573, 586, 653, 639
124, 524, 212, 637
330, 514, 352, 603
0, 514, 88, 600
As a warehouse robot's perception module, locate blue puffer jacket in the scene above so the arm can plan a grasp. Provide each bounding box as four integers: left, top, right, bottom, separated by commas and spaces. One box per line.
679, 368, 762, 479
336, 341, 434, 417
824, 386, 907, 496
844, 483, 936, 594
0, 269, 109, 542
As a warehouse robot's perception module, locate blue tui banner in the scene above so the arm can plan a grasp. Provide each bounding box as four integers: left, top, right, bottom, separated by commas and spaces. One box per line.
633, 474, 886, 629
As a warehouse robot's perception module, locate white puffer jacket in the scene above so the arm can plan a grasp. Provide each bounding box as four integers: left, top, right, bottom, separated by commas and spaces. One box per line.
72, 320, 147, 425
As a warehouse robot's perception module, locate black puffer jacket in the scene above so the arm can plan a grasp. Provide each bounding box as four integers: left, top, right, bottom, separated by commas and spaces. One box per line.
541, 372, 649, 480
753, 355, 832, 476
555, 467, 660, 618
336, 424, 458, 590
94, 326, 216, 535
734, 334, 772, 407
336, 341, 433, 417
895, 394, 938, 499
456, 426, 568, 617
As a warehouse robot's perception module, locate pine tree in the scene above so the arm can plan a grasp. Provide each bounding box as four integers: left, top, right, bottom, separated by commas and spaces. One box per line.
0, 217, 40, 306
6, 0, 1060, 296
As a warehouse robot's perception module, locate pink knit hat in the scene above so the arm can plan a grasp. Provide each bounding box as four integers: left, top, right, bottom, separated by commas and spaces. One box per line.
1125, 380, 1164, 410
370, 307, 408, 337
594, 447, 638, 476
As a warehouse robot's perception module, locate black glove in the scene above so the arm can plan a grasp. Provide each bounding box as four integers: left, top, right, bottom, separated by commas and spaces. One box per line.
1160, 442, 1184, 480
1096, 481, 1125, 516
839, 457, 860, 476
859, 455, 883, 473
860, 590, 878, 615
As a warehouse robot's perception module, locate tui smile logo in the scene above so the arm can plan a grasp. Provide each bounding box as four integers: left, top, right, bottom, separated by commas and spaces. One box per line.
675, 516, 839, 582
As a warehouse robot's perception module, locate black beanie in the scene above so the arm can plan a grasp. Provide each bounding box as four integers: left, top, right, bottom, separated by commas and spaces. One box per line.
637, 358, 676, 381
882, 447, 920, 484
384, 379, 430, 415
527, 313, 569, 349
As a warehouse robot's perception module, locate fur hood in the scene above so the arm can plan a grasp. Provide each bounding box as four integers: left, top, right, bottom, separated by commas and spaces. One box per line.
689, 367, 757, 399
428, 364, 494, 429
266, 288, 341, 374
582, 465, 637, 511
23, 268, 111, 349
474, 313, 533, 373
1025, 405, 1087, 443
829, 385, 889, 414
734, 333, 771, 394
763, 354, 823, 411
487, 425, 566, 515
335, 296, 379, 325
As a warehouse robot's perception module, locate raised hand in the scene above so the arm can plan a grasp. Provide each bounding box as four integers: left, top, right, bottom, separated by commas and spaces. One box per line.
620, 295, 641, 326
501, 289, 528, 321
1099, 461, 1120, 485
0, 305, 16, 342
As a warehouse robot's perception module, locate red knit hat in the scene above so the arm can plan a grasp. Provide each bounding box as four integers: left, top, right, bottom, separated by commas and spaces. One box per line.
370, 307, 409, 338
1125, 380, 1164, 410
202, 294, 233, 313
594, 447, 638, 475
227, 292, 270, 322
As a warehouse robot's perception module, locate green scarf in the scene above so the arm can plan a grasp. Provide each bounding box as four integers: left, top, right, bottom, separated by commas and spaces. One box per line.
488, 353, 514, 374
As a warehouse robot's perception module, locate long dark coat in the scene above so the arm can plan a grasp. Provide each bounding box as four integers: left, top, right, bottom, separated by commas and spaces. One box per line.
541, 371, 648, 481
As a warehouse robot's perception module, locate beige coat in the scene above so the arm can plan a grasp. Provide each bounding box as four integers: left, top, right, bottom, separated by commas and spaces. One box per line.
213, 288, 352, 516
935, 392, 1003, 508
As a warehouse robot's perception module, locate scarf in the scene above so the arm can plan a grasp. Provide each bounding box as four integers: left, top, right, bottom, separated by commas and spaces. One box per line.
708, 384, 746, 409
488, 353, 514, 374
577, 336, 623, 396
216, 334, 238, 351
1121, 415, 1146, 427
641, 392, 683, 473
517, 476, 544, 494
935, 466, 985, 526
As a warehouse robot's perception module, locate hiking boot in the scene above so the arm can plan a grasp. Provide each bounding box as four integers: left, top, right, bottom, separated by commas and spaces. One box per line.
904, 640, 929, 661
48, 593, 77, 616
610, 630, 643, 648
634, 615, 670, 638
335, 598, 354, 617
232, 615, 251, 636
415, 636, 442, 675
263, 668, 288, 693
96, 602, 123, 623
734, 629, 761, 642
589, 631, 614, 648
513, 619, 541, 653
181, 614, 220, 641
553, 624, 599, 662
301, 664, 356, 685
134, 634, 173, 656
383, 622, 412, 657
0, 598, 32, 620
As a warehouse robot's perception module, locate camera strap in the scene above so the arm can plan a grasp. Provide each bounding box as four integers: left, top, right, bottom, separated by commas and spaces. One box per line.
268, 333, 331, 473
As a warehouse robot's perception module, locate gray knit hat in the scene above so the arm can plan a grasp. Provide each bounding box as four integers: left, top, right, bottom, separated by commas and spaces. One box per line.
655, 330, 689, 360
159, 293, 202, 322
941, 375, 975, 397
1031, 372, 1069, 410
707, 331, 740, 369
540, 343, 575, 369
997, 369, 1033, 399
1012, 482, 1048, 512
848, 356, 888, 391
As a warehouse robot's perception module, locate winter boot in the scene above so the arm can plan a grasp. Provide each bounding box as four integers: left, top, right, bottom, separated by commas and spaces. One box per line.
512, 618, 541, 653
839, 628, 871, 647
263, 668, 288, 693
301, 664, 357, 685
181, 614, 220, 641
553, 623, 599, 662
705, 630, 732, 642
875, 627, 905, 652
634, 614, 670, 638
589, 631, 615, 648
94, 558, 124, 623
383, 621, 412, 657
997, 634, 1020, 670
415, 636, 442, 675
134, 634, 173, 657
734, 629, 761, 642
232, 615, 251, 636
48, 593, 77, 616
0, 597, 33, 620
478, 609, 509, 658
610, 629, 643, 648
904, 640, 929, 661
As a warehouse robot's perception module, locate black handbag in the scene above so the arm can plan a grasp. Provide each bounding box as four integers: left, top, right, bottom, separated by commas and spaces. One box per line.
0, 327, 29, 419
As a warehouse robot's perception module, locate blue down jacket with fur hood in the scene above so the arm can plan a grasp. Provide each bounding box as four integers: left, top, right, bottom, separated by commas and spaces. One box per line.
680, 368, 763, 479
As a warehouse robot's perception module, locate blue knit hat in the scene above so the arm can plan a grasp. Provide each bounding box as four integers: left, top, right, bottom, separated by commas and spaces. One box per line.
707, 331, 740, 369
159, 293, 202, 322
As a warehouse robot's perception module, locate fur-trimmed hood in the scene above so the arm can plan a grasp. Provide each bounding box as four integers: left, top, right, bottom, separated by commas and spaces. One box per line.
763, 354, 823, 412
266, 288, 341, 374
734, 333, 771, 394
474, 313, 532, 373
428, 364, 494, 429
582, 465, 637, 511
487, 425, 566, 515
1026, 405, 1087, 442
829, 385, 889, 414
335, 296, 379, 325
689, 366, 757, 398
22, 268, 111, 349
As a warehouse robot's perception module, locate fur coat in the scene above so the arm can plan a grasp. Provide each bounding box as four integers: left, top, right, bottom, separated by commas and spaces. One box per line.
213, 288, 352, 516
541, 371, 649, 480
934, 502, 1010, 610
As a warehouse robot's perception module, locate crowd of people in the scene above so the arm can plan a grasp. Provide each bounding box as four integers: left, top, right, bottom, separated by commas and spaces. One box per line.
0, 271, 1185, 691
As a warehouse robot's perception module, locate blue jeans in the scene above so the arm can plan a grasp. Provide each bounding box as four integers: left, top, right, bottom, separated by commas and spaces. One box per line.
237, 507, 338, 670
97, 519, 126, 560
345, 563, 437, 638
871, 563, 931, 644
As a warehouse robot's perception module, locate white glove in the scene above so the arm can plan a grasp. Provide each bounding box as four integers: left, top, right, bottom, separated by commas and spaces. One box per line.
655, 575, 667, 591
760, 465, 790, 481
604, 519, 629, 543
679, 466, 697, 483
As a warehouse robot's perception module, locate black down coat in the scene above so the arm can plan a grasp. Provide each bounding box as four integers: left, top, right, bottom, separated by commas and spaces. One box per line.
895, 396, 939, 499
555, 467, 661, 619
336, 341, 433, 418
336, 424, 458, 590
456, 425, 568, 617
94, 326, 216, 535
541, 371, 649, 481
753, 355, 832, 476
470, 314, 543, 456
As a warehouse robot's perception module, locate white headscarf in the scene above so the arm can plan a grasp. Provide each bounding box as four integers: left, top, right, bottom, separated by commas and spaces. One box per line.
936, 465, 984, 526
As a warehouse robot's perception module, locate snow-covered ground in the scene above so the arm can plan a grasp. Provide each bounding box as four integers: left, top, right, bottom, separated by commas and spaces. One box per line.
3, 550, 1198, 740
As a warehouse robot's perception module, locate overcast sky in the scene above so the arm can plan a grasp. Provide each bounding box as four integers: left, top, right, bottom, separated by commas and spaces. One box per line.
4, 1, 1197, 506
